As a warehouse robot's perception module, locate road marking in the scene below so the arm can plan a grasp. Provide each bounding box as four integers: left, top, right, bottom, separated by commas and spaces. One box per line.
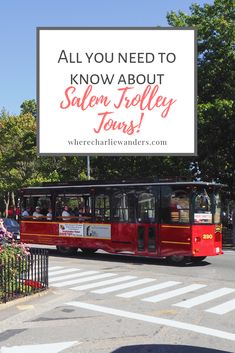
50, 272, 82, 283
50, 270, 100, 284
49, 268, 78, 276
72, 275, 139, 291
117, 281, 181, 298
0, 341, 80, 353
91, 277, 153, 294
174, 288, 235, 308
206, 298, 235, 315
48, 266, 63, 271
66, 301, 235, 342
52, 273, 117, 287
49, 270, 97, 283
143, 284, 206, 303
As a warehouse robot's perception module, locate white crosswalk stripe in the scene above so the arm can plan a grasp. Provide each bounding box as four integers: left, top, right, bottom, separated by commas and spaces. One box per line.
206, 298, 235, 315
49, 266, 235, 315
72, 275, 140, 291
49, 268, 78, 276
50, 270, 100, 285
91, 277, 152, 294
0, 341, 80, 353
48, 266, 64, 271
174, 288, 235, 308
117, 281, 181, 298
52, 272, 117, 287
66, 301, 235, 342
50, 270, 100, 282
143, 284, 207, 303
50, 270, 98, 283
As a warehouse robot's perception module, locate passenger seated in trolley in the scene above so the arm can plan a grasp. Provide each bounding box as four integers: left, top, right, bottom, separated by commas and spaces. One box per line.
62, 205, 71, 221
22, 207, 31, 218
33, 206, 44, 219
47, 207, 52, 220
78, 204, 91, 221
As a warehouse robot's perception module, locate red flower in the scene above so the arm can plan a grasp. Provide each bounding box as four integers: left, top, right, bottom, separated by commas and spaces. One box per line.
24, 280, 44, 289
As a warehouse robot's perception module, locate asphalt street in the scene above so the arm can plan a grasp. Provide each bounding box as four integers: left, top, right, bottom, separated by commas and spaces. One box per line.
0, 249, 235, 353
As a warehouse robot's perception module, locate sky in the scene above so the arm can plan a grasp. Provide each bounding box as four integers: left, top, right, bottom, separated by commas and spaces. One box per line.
0, 0, 214, 115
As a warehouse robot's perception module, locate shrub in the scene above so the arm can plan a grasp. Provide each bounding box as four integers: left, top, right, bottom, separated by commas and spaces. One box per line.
0, 227, 31, 301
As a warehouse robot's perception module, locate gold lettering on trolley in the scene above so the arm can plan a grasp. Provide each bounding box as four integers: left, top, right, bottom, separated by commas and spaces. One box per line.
202, 234, 213, 240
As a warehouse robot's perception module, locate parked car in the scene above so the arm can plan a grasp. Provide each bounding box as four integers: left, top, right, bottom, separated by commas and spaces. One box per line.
3, 218, 20, 241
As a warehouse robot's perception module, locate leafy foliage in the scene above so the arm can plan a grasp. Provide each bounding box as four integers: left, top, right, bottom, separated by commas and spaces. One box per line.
0, 237, 31, 302
20, 99, 37, 118
167, 0, 235, 188
0, 0, 234, 213
0, 114, 37, 193
0, 111, 89, 213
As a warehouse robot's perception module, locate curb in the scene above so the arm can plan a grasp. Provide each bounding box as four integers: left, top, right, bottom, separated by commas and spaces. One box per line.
0, 288, 51, 311
223, 248, 235, 251
223, 244, 235, 249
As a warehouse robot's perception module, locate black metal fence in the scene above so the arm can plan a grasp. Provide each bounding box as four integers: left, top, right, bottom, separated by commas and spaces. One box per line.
222, 226, 233, 247
0, 248, 48, 304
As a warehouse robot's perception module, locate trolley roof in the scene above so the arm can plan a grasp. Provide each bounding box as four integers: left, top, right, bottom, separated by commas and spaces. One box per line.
21, 179, 226, 193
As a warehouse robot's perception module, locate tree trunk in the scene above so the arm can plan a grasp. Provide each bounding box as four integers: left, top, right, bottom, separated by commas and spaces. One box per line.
4, 191, 10, 217
11, 191, 16, 217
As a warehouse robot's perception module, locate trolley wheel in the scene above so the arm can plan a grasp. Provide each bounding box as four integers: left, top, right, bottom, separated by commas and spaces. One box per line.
56, 246, 78, 255
166, 255, 186, 264
80, 248, 98, 255
191, 256, 207, 263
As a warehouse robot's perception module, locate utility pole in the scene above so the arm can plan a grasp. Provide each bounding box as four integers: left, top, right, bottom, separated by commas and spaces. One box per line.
87, 156, 91, 180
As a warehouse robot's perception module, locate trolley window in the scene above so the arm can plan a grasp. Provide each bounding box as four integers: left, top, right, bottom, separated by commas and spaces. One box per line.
161, 186, 190, 224
214, 191, 221, 224
55, 194, 92, 220
21, 195, 51, 219
137, 192, 156, 223
193, 188, 213, 224
95, 194, 110, 221
193, 187, 221, 224
111, 188, 136, 222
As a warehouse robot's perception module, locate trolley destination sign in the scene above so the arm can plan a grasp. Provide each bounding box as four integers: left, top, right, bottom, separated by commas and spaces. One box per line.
37, 28, 196, 155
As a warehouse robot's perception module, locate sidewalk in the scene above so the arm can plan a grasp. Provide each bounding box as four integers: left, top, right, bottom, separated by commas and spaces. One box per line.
0, 287, 77, 330
223, 244, 235, 250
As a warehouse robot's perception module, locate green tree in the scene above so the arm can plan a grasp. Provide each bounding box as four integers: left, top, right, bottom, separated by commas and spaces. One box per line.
92, 1, 234, 185
0, 114, 37, 215
36, 156, 88, 183
0, 107, 9, 119
167, 0, 235, 187
0, 112, 88, 214
91, 155, 190, 181
20, 99, 37, 118
2, 0, 234, 200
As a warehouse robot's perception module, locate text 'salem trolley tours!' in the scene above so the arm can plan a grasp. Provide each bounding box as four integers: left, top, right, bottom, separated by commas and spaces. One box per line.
20, 179, 224, 263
